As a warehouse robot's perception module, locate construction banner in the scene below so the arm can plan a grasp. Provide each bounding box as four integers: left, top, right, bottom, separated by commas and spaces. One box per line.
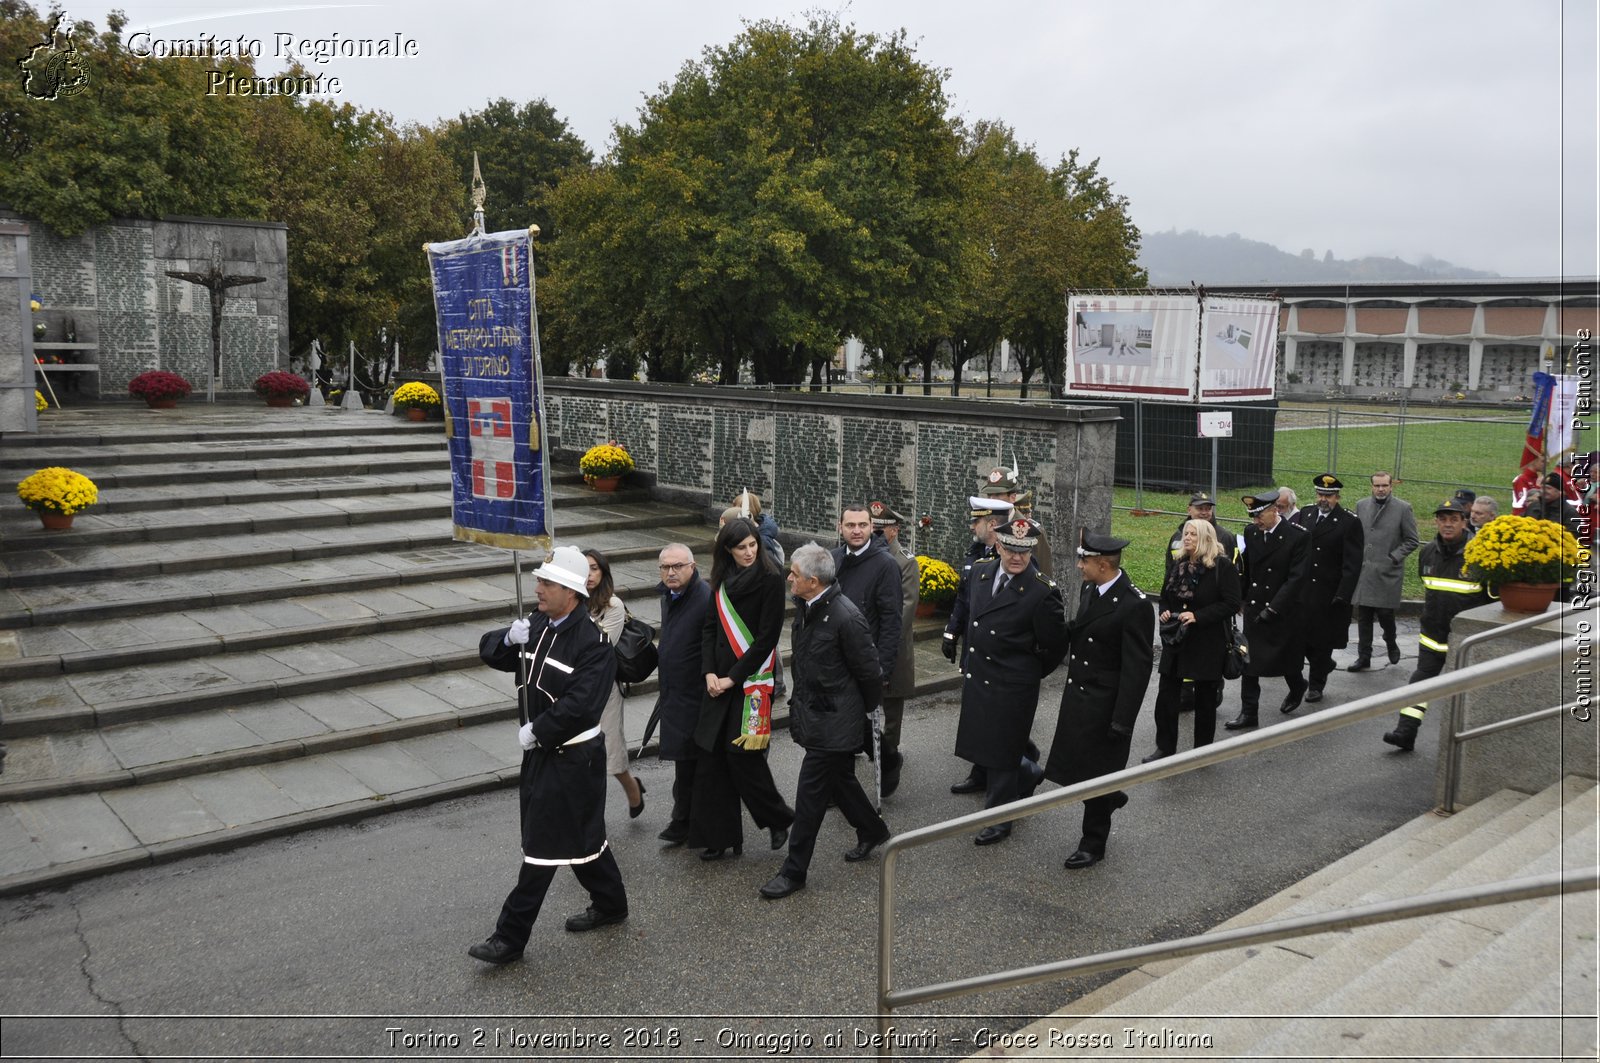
426, 229, 552, 551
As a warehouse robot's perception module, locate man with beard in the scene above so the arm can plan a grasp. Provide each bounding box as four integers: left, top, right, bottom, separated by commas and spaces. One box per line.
831, 503, 905, 800
1292, 474, 1363, 704
944, 496, 1014, 795
1350, 471, 1418, 671
1225, 490, 1311, 731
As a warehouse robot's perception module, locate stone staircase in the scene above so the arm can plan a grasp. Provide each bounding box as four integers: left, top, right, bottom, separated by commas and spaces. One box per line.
0, 407, 958, 896
985, 776, 1598, 1061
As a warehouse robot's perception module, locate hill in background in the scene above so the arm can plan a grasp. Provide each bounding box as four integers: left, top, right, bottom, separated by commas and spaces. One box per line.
1139, 229, 1501, 286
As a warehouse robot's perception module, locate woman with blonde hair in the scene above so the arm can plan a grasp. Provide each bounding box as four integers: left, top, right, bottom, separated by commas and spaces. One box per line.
1143, 518, 1241, 762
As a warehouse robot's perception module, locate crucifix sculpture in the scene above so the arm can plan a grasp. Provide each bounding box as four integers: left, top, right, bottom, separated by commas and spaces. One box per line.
165, 241, 266, 402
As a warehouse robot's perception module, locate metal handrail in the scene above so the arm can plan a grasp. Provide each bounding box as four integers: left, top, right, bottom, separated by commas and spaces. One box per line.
875, 639, 1564, 1046
1439, 601, 1588, 811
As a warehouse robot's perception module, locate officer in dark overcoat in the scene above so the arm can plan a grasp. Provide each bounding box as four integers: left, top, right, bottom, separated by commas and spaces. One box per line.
951, 517, 1068, 845
467, 546, 628, 965
1292, 474, 1364, 703
1225, 490, 1311, 731
1043, 529, 1155, 870
943, 495, 1014, 795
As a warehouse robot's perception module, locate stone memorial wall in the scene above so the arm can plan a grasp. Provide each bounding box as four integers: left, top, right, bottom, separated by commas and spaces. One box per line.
5, 212, 288, 398
544, 380, 1120, 566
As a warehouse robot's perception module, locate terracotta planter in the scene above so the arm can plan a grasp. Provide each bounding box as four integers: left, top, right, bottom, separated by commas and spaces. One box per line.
405, 407, 428, 422
265, 396, 296, 408
38, 511, 74, 531
588, 476, 621, 493
146, 398, 178, 409
915, 601, 943, 619
1496, 581, 1558, 614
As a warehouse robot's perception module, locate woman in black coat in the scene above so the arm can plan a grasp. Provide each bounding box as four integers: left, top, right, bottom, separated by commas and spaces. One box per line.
688, 518, 796, 859
1143, 519, 1242, 761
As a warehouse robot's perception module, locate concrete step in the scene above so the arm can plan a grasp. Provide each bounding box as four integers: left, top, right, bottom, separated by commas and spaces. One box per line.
0, 410, 438, 451
0, 426, 446, 471
1, 453, 452, 492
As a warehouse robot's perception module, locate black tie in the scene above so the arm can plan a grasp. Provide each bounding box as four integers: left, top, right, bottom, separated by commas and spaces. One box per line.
994, 573, 1010, 597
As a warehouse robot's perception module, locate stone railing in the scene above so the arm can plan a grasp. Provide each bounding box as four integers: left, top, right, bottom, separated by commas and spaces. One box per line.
543, 380, 1119, 566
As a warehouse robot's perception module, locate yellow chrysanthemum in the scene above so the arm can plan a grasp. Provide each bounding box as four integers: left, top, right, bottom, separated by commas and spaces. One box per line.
1463, 515, 1580, 585
392, 382, 440, 408
579, 443, 635, 478
35, 389, 48, 412
17, 467, 99, 516
916, 556, 960, 606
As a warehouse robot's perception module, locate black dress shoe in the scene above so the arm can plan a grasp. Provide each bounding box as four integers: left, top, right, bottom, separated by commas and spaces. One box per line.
974, 824, 1011, 846
1387, 644, 1402, 664
628, 780, 646, 819
844, 830, 891, 862
564, 906, 628, 932
769, 826, 789, 850
658, 823, 688, 845
699, 845, 741, 861
759, 874, 805, 899
1063, 849, 1102, 870
1304, 689, 1323, 703
1347, 658, 1372, 672
467, 935, 524, 964
1224, 713, 1258, 730
950, 774, 985, 795
1141, 749, 1172, 764
1278, 692, 1304, 714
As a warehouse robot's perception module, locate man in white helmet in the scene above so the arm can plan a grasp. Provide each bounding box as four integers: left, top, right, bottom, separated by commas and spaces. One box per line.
466, 545, 629, 965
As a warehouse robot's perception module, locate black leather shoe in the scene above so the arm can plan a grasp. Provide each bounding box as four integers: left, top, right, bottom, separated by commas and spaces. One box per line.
564, 906, 628, 933
658, 823, 688, 845
699, 845, 741, 861
467, 935, 524, 964
1224, 713, 1258, 730
1382, 723, 1418, 752
1278, 691, 1304, 714
769, 826, 789, 851
1347, 658, 1372, 672
950, 774, 984, 795
628, 780, 646, 819
1063, 849, 1102, 870
844, 830, 891, 862
1141, 749, 1172, 764
1387, 644, 1402, 664
1305, 689, 1324, 703
759, 874, 804, 899
974, 824, 1011, 846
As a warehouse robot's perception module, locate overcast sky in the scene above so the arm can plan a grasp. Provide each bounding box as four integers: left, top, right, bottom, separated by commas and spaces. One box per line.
90, 0, 1597, 278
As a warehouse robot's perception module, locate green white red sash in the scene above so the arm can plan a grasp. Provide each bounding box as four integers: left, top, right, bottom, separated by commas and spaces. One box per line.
715, 583, 774, 750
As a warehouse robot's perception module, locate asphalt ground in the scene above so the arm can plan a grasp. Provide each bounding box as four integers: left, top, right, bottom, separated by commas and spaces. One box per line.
0, 646, 1438, 1062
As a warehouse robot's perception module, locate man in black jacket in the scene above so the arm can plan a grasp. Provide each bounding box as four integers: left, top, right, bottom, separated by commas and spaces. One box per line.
651, 543, 712, 846
1292, 474, 1364, 704
1226, 490, 1311, 730
944, 496, 1014, 794
832, 503, 904, 793
760, 544, 890, 899
467, 546, 628, 965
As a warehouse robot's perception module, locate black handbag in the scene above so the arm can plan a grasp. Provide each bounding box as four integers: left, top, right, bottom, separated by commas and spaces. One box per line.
1222, 619, 1249, 680
613, 610, 659, 684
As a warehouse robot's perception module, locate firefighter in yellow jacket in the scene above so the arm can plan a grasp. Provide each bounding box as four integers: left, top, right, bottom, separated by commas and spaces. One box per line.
1382, 498, 1490, 751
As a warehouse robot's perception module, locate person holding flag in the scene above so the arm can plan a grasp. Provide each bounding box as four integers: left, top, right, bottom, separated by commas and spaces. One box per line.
688, 518, 796, 861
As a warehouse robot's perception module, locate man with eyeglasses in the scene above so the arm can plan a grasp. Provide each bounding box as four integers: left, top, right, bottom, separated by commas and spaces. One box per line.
649, 543, 712, 846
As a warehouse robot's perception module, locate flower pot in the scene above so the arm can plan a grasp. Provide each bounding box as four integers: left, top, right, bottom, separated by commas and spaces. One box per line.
1496, 581, 1558, 614
39, 511, 74, 531
915, 601, 942, 619
146, 398, 178, 409
588, 476, 621, 493
265, 396, 295, 408
405, 407, 427, 422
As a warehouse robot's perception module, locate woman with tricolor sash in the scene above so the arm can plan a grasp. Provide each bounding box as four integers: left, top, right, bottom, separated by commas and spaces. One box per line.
689, 518, 796, 860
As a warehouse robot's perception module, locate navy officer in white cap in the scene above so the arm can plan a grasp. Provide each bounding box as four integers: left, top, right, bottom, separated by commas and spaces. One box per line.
467, 545, 629, 964
1225, 490, 1311, 731
944, 495, 1015, 794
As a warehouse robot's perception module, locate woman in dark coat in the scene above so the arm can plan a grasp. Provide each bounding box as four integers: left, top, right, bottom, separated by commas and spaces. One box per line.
1143, 519, 1242, 761
688, 518, 796, 859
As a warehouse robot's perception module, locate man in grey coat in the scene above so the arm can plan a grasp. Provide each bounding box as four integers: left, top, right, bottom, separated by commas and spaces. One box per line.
1349, 471, 1419, 671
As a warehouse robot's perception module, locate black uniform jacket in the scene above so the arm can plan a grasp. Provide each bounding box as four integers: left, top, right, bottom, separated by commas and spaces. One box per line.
481, 609, 615, 862
943, 538, 994, 643
1417, 531, 1490, 650
788, 585, 882, 754
832, 537, 904, 682
1292, 503, 1364, 651
1044, 571, 1155, 786
1239, 518, 1310, 676
1157, 555, 1242, 681
653, 570, 712, 761
953, 557, 1068, 769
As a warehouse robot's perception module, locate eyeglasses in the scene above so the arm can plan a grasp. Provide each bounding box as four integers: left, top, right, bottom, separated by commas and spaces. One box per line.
658, 562, 691, 572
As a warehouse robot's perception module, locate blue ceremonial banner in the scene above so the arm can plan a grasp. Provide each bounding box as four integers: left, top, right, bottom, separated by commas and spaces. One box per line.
426, 229, 552, 550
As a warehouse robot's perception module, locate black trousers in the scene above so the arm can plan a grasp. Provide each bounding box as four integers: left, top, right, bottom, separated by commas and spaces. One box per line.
779, 750, 887, 882
493, 847, 627, 949
667, 756, 697, 831
1355, 606, 1398, 658
1153, 674, 1221, 753
1075, 734, 1132, 856
688, 739, 794, 851
1401, 645, 1447, 722
1239, 670, 1306, 715
1305, 646, 1338, 692
880, 696, 904, 755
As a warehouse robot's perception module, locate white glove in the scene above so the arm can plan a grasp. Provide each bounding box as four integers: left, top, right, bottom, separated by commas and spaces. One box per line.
518, 722, 536, 751
505, 618, 531, 646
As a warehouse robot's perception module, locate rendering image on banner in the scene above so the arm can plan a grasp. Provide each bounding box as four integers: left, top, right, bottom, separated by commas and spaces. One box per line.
1065, 294, 1199, 399
426, 229, 551, 550
1199, 296, 1280, 401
